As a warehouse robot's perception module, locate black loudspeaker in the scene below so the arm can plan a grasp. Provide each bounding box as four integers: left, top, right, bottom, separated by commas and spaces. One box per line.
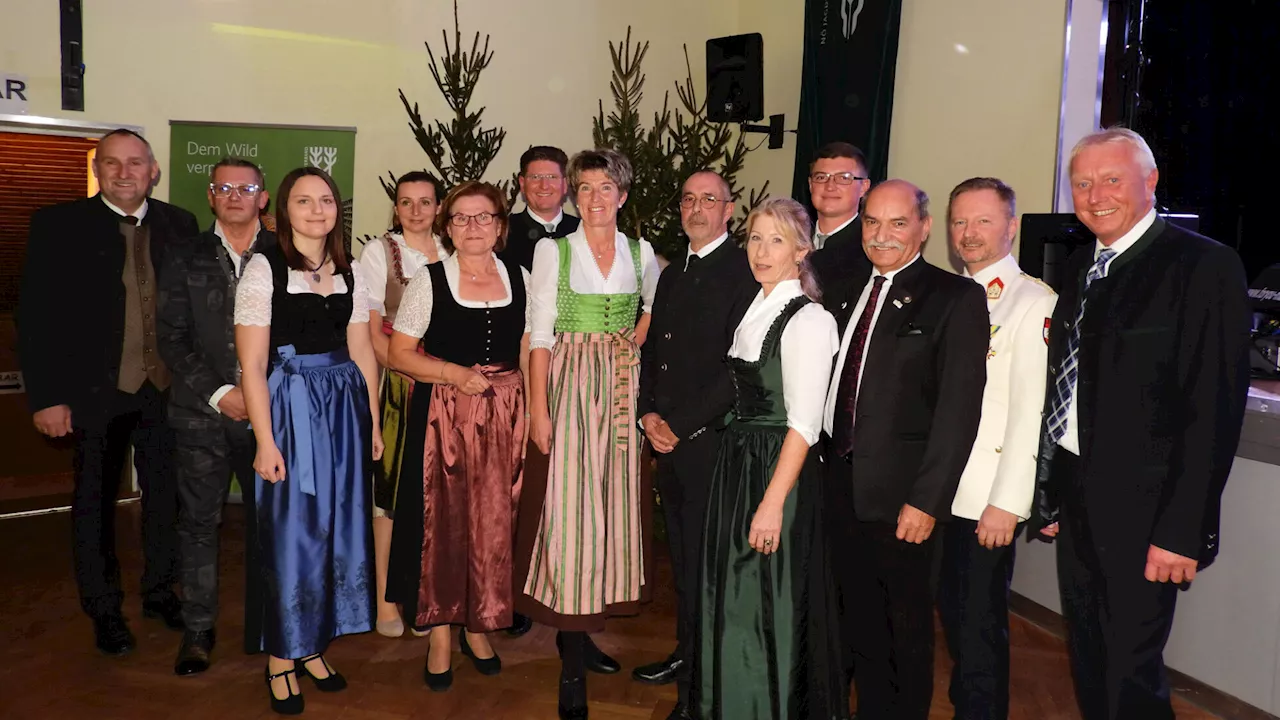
707, 33, 763, 123
1017, 213, 1093, 293
60, 0, 84, 112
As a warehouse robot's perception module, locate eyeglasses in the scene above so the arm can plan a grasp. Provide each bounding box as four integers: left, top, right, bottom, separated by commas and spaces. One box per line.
210, 182, 262, 197
524, 173, 563, 182
679, 195, 725, 209
809, 172, 868, 186
449, 212, 495, 227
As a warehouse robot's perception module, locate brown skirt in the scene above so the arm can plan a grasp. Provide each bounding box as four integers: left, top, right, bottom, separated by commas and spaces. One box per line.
415, 364, 525, 633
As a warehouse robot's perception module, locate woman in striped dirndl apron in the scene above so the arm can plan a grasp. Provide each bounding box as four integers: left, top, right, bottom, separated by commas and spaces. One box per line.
523, 149, 660, 719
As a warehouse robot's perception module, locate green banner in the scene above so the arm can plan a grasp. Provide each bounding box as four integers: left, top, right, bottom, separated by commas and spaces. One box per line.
168, 121, 357, 235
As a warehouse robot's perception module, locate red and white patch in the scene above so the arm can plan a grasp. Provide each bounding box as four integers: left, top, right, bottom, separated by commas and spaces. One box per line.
1044, 317, 1052, 345
986, 277, 1004, 300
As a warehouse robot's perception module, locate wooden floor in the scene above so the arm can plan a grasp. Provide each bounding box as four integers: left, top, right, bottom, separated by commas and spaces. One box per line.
0, 504, 1222, 720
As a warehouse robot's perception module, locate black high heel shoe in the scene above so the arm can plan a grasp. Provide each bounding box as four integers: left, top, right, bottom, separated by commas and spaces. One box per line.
265, 666, 304, 715
558, 674, 588, 719
459, 629, 502, 676
295, 654, 347, 692
423, 635, 454, 692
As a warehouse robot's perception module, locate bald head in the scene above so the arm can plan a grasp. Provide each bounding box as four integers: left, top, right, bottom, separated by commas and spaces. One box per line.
862, 179, 932, 273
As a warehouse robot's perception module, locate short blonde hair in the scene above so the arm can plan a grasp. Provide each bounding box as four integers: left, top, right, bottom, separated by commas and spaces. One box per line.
745, 197, 822, 302
1069, 126, 1157, 175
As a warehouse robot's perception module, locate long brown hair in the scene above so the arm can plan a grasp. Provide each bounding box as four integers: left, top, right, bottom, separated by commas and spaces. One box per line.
434, 180, 510, 254
274, 166, 351, 273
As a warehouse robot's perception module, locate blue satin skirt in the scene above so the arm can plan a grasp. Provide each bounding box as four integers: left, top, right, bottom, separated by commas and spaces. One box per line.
255, 345, 374, 659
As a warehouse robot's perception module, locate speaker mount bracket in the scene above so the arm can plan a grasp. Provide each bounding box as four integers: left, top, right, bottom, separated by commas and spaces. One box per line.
740, 113, 786, 150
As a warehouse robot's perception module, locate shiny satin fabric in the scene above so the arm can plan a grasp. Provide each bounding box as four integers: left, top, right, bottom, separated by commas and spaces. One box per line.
374, 368, 414, 516
256, 346, 375, 659
416, 364, 525, 633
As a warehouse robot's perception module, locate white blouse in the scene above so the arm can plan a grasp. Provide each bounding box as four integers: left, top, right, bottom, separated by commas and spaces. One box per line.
728, 279, 838, 447
358, 232, 450, 315
392, 253, 533, 338
528, 227, 660, 350
234, 254, 371, 326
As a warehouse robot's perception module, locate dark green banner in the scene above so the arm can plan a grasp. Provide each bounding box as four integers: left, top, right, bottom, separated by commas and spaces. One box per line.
791, 0, 903, 202
168, 121, 356, 234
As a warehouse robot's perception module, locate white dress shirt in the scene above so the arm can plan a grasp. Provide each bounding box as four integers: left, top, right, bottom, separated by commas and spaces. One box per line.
1057, 207, 1156, 455
102, 195, 149, 221
823, 254, 922, 435
393, 253, 532, 338
208, 220, 263, 412
528, 227, 660, 350
526, 207, 565, 233
358, 232, 449, 315
728, 279, 838, 446
813, 214, 857, 250
685, 232, 728, 270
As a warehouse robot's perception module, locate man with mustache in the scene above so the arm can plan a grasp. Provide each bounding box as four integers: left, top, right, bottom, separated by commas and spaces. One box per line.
1030, 128, 1251, 720
18, 128, 199, 655
939, 177, 1058, 720
807, 142, 873, 312
634, 171, 756, 719
499, 146, 580, 273
823, 179, 988, 719
158, 158, 276, 674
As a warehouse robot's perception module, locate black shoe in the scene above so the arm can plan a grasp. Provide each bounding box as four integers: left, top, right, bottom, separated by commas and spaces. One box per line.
558, 674, 588, 719
295, 654, 347, 692
506, 612, 533, 637
265, 666, 304, 715
424, 640, 454, 692
459, 629, 502, 676
142, 593, 185, 630
93, 613, 136, 656
557, 633, 622, 675
632, 654, 683, 685
666, 703, 694, 720
174, 628, 217, 675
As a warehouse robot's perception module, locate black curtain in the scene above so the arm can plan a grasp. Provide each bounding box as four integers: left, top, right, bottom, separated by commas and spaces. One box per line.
791, 0, 904, 204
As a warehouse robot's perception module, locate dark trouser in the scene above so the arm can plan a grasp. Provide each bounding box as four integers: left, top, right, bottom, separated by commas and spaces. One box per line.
845, 520, 939, 720
938, 518, 1022, 720
655, 429, 717, 706
174, 417, 261, 651
1051, 450, 1177, 720
72, 382, 177, 618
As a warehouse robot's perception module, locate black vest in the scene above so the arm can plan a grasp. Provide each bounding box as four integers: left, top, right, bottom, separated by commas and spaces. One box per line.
421, 257, 526, 366
263, 245, 354, 355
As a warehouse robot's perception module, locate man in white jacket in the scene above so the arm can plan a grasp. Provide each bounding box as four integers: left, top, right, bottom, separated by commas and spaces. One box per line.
938, 177, 1058, 720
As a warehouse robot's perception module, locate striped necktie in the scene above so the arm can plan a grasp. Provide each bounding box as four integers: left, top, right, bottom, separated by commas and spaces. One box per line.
1046, 248, 1116, 442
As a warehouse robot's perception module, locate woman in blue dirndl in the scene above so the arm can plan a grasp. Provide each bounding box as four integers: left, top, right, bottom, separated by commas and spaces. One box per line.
235, 167, 384, 715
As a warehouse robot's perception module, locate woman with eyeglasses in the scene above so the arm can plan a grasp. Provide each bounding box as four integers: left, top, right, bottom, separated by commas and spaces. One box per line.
359, 171, 449, 638
235, 167, 383, 715
522, 148, 660, 719
385, 181, 530, 690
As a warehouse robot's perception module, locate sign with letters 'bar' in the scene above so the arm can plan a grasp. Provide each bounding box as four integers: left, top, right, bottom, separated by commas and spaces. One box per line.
791, 0, 903, 203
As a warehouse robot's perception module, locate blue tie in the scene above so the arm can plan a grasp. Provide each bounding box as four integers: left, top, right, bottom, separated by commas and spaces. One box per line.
1046, 248, 1116, 443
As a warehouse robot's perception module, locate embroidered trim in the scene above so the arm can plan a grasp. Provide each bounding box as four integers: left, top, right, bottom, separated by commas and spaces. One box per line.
385, 233, 410, 286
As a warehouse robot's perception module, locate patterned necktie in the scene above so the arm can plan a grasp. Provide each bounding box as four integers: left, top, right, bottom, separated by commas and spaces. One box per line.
1046, 248, 1116, 442
831, 275, 887, 457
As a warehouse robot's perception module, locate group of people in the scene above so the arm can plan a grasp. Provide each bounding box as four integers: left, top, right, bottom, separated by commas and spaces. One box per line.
16, 123, 1251, 720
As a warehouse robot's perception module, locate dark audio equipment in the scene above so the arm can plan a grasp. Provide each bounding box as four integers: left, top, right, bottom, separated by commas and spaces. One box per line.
706, 33, 763, 123
1017, 213, 1092, 293
60, 0, 84, 112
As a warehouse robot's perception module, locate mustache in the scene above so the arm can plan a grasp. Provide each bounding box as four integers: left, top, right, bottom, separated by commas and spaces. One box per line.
867, 241, 906, 251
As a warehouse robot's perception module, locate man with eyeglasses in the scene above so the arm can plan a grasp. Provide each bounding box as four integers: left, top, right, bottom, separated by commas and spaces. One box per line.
157, 157, 276, 674
500, 146, 580, 272
808, 141, 873, 312
634, 171, 756, 719
18, 128, 199, 656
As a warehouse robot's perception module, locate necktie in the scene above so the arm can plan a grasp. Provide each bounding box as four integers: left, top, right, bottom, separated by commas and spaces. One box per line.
123, 215, 139, 226
1046, 248, 1116, 442
831, 275, 886, 457
685, 253, 701, 272
815, 232, 829, 250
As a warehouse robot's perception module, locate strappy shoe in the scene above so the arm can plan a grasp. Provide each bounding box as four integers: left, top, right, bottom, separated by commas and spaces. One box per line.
459, 629, 502, 676
295, 653, 347, 692
265, 666, 304, 715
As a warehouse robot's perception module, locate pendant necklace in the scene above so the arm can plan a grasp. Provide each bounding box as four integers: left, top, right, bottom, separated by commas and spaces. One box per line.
307, 254, 327, 283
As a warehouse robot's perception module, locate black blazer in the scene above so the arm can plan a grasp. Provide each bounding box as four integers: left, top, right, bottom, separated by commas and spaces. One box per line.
1029, 218, 1251, 568
638, 240, 758, 439
831, 258, 989, 522
157, 226, 278, 429
17, 194, 199, 428
810, 219, 871, 314
500, 208, 581, 272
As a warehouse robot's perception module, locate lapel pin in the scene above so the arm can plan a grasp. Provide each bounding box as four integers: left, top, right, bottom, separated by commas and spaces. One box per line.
892, 299, 903, 309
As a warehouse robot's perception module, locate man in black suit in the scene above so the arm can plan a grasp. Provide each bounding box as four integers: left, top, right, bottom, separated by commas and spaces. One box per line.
1029, 128, 1251, 720
499, 145, 581, 272
18, 128, 199, 654
158, 157, 277, 675
633, 171, 757, 719
807, 142, 873, 312
823, 179, 989, 720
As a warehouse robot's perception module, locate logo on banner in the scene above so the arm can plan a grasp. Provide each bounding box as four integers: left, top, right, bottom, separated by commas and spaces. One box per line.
305, 146, 339, 174
841, 0, 866, 39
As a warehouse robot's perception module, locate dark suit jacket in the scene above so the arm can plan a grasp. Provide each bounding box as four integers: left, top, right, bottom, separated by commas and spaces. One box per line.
500, 208, 581, 272
17, 194, 199, 429
638, 239, 758, 439
831, 258, 989, 522
157, 226, 278, 431
1029, 218, 1251, 568
810, 219, 871, 314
